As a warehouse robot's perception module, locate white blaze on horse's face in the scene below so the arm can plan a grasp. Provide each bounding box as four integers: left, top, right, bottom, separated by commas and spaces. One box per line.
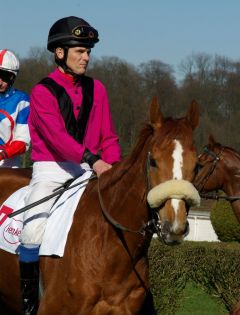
147, 97, 200, 245
171, 140, 183, 226
172, 140, 183, 180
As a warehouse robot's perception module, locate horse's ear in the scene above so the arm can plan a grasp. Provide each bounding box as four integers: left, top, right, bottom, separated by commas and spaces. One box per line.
208, 134, 216, 145
186, 100, 199, 130
149, 96, 164, 129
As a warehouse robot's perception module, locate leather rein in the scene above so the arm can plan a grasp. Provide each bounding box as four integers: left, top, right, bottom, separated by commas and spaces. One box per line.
8, 156, 161, 237
97, 152, 162, 238
8, 157, 161, 237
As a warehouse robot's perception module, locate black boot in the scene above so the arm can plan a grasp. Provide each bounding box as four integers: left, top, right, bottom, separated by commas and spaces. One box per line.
20, 261, 39, 315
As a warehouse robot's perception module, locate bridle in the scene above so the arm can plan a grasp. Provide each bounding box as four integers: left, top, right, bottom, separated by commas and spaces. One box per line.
98, 148, 195, 241
196, 146, 223, 193
196, 146, 240, 201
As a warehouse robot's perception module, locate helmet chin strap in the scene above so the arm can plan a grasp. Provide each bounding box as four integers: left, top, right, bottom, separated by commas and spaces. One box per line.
55, 47, 83, 81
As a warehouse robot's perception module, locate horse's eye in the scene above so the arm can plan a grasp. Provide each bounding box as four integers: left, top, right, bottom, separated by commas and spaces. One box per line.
150, 158, 157, 167
195, 163, 203, 172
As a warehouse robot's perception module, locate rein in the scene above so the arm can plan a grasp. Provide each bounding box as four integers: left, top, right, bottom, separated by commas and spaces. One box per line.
97, 153, 161, 237
199, 193, 240, 201
8, 174, 97, 218
97, 179, 147, 235
8, 158, 161, 236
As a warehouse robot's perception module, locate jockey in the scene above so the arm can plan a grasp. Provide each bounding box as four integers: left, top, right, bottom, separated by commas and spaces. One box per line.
18, 16, 121, 314
0, 49, 30, 168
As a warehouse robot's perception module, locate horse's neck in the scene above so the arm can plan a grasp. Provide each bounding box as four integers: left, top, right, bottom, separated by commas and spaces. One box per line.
100, 150, 149, 226
118, 151, 147, 193
224, 176, 240, 197
225, 167, 240, 223
219, 152, 240, 222
88, 157, 150, 259
221, 152, 240, 196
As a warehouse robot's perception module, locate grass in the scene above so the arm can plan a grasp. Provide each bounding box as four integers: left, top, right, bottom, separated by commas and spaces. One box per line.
174, 282, 228, 315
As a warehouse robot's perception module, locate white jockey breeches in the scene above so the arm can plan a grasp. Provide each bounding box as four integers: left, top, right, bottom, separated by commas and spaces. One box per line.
21, 161, 89, 245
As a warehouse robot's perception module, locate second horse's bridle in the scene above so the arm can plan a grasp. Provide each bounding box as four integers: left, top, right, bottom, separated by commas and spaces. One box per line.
195, 146, 223, 193
196, 146, 240, 201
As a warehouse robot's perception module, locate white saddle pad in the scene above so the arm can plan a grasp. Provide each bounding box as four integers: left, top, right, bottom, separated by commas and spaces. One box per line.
0, 170, 93, 257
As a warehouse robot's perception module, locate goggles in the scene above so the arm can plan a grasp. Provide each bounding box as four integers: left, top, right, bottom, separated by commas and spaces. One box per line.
72, 25, 98, 41
0, 69, 15, 84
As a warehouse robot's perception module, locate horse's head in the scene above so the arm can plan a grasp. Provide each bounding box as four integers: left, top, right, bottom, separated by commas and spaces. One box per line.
194, 135, 240, 223
146, 97, 200, 244
194, 134, 240, 193
193, 135, 223, 192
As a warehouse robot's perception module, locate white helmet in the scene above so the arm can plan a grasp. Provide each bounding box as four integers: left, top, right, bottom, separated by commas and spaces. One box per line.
0, 49, 19, 76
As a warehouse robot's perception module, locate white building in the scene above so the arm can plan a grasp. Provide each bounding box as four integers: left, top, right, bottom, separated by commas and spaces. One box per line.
185, 210, 219, 242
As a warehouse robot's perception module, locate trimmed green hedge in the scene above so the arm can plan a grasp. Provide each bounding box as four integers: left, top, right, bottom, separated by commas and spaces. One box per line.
149, 240, 240, 315
211, 200, 240, 242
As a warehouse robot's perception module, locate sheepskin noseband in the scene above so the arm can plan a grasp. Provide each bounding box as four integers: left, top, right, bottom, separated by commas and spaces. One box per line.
147, 179, 200, 208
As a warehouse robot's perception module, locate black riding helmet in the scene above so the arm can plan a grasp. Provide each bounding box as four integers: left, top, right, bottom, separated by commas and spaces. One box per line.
47, 16, 99, 52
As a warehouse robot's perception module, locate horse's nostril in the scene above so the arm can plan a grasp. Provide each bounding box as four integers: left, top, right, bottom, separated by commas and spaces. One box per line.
162, 221, 171, 235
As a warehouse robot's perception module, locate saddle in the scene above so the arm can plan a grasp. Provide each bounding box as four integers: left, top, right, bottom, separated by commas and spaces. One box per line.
0, 170, 92, 256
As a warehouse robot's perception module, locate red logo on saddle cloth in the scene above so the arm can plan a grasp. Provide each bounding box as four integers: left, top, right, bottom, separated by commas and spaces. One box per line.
0, 205, 13, 226
0, 205, 22, 245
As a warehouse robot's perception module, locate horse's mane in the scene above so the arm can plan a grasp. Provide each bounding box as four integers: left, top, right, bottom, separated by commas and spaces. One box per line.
124, 123, 153, 166
212, 142, 240, 160
222, 145, 240, 161
99, 123, 153, 188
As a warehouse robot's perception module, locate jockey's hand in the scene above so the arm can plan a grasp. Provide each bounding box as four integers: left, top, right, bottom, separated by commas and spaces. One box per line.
92, 159, 112, 177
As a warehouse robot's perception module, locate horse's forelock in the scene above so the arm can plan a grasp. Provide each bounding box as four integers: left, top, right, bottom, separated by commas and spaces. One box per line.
158, 118, 194, 147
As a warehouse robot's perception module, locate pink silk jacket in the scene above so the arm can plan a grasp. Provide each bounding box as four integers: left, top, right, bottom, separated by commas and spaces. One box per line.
29, 68, 121, 164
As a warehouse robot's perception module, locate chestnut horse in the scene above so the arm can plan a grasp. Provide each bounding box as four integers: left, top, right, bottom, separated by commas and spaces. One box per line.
194, 135, 240, 315
194, 135, 240, 223
0, 97, 200, 315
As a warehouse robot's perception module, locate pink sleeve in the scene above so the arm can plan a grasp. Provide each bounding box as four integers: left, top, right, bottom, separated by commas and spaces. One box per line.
30, 85, 85, 163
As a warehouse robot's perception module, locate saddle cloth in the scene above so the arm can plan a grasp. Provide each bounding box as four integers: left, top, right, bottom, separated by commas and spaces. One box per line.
0, 170, 93, 257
